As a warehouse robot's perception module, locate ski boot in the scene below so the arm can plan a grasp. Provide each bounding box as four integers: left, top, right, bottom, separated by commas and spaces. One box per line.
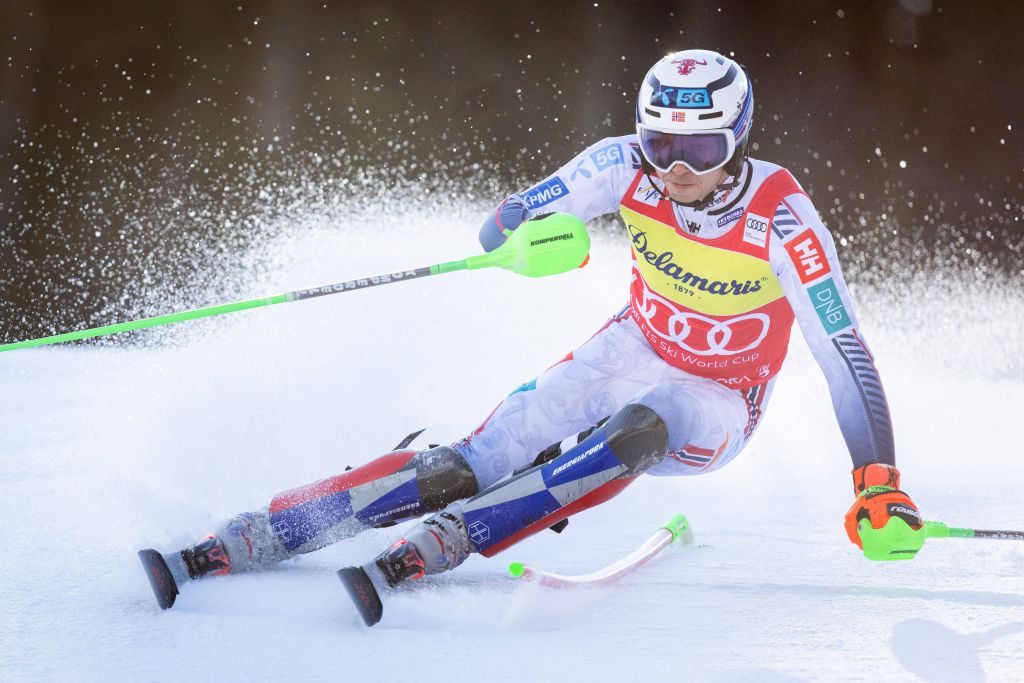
337, 538, 425, 627
138, 535, 229, 609
138, 512, 289, 609
338, 507, 472, 626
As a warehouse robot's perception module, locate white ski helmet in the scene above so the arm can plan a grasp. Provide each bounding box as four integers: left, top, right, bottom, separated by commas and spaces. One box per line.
636, 49, 753, 177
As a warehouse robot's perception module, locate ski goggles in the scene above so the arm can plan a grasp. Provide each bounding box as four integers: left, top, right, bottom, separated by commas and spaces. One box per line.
637, 125, 736, 175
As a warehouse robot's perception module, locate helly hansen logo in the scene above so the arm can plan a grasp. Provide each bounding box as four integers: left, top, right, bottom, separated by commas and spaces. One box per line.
785, 229, 831, 284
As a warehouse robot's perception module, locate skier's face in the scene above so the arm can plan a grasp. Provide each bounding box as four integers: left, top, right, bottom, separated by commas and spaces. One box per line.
655, 164, 727, 204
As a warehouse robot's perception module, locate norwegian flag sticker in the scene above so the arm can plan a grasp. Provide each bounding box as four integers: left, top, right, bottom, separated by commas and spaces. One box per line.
671, 111, 686, 123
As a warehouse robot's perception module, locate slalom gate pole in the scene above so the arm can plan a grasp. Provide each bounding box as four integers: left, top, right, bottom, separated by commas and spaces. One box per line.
0, 212, 590, 353
925, 521, 1024, 541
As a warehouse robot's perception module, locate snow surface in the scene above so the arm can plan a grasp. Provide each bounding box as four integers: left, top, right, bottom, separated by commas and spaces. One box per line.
2, 216, 1023, 682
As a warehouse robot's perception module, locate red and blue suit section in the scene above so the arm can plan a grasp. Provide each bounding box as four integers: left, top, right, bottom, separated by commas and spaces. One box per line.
269, 450, 421, 553
267, 446, 480, 554
460, 403, 669, 557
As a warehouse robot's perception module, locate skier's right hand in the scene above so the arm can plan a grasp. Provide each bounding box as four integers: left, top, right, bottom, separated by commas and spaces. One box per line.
843, 463, 925, 560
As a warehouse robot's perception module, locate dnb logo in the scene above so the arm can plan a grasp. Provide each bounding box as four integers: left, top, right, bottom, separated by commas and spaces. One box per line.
522, 177, 569, 210
672, 57, 707, 75
468, 520, 491, 545
808, 277, 851, 335
784, 229, 831, 284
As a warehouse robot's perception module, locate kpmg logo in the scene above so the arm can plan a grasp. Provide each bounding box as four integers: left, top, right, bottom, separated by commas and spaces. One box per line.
522, 177, 569, 209
629, 225, 763, 296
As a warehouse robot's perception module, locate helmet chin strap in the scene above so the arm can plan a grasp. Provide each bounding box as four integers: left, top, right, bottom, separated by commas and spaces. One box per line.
640, 155, 745, 212
675, 173, 742, 211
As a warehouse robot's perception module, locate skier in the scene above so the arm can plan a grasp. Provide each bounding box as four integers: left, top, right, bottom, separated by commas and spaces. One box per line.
140, 49, 924, 619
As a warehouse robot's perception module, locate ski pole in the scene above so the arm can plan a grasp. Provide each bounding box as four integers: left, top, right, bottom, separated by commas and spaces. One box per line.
0, 212, 590, 353
508, 513, 694, 588
925, 521, 1024, 541
858, 517, 1024, 561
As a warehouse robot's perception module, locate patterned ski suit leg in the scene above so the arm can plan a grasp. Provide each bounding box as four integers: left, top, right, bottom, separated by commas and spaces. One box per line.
395, 310, 773, 576
454, 308, 671, 490
454, 308, 770, 488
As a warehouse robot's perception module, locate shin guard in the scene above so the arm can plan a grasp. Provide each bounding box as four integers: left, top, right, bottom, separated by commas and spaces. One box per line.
460, 403, 668, 558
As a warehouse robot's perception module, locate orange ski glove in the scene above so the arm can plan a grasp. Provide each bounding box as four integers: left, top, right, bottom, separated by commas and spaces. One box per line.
844, 463, 924, 559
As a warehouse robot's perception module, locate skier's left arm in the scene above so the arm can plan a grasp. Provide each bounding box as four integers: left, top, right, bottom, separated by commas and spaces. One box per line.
770, 193, 923, 556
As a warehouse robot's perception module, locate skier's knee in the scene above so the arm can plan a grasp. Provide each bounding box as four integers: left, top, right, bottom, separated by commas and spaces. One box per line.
629, 383, 703, 453
602, 402, 669, 475
411, 446, 480, 510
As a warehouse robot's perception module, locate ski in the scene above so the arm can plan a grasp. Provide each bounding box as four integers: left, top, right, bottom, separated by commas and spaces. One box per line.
508, 513, 693, 588
138, 548, 180, 609
337, 566, 384, 627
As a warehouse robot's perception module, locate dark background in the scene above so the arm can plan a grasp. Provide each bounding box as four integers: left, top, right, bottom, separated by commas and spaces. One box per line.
1, 0, 1022, 340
